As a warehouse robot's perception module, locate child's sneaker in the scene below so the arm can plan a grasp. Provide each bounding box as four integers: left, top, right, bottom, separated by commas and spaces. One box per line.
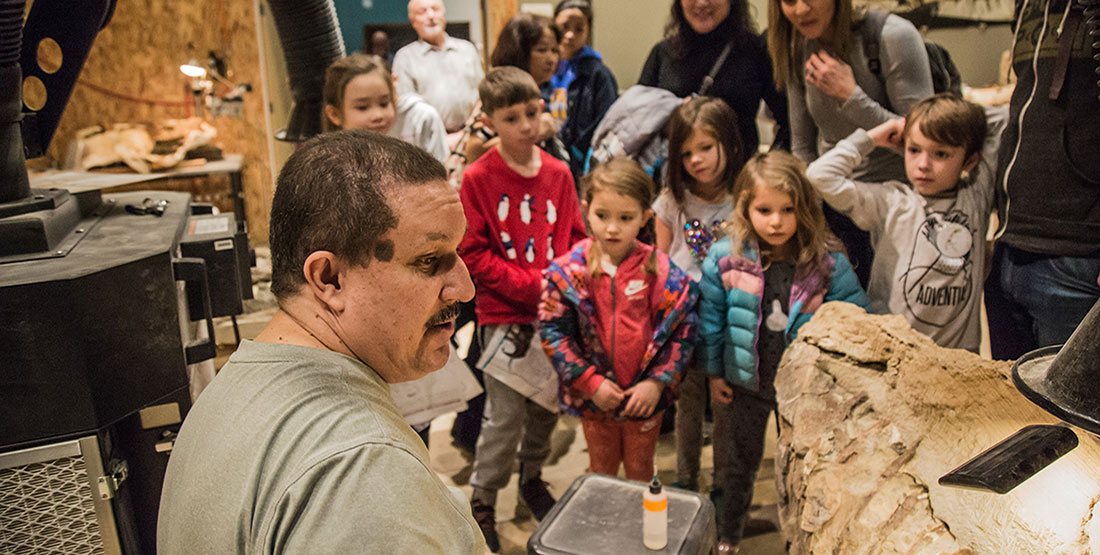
471, 499, 500, 553
518, 474, 556, 521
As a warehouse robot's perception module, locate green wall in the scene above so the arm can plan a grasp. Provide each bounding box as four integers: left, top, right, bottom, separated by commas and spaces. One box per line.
333, 0, 408, 53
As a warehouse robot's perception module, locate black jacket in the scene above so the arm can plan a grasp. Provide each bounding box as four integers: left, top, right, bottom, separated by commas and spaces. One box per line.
544, 47, 619, 182
639, 22, 790, 155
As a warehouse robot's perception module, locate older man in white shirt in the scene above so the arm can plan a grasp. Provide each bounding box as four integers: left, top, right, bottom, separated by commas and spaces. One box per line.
393, 0, 484, 133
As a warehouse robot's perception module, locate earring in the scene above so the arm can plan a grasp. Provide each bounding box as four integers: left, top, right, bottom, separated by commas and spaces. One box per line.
959, 169, 971, 182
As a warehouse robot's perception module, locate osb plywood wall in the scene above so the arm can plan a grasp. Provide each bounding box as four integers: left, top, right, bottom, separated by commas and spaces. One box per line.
41, 0, 275, 243
484, 0, 517, 61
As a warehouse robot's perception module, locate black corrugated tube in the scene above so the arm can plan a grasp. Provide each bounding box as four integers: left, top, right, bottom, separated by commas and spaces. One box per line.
267, 0, 345, 142
0, 0, 28, 203
0, 0, 22, 66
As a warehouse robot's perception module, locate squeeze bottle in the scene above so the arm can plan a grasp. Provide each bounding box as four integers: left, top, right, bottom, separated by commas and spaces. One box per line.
643, 475, 668, 550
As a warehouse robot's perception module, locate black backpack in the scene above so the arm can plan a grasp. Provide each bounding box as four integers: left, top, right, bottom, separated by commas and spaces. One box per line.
861, 8, 962, 96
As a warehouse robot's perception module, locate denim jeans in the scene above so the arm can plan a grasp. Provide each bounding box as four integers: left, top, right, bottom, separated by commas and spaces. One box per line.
984, 243, 1100, 360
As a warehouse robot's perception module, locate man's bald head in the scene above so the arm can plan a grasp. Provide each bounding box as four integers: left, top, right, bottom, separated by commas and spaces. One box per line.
408, 0, 446, 47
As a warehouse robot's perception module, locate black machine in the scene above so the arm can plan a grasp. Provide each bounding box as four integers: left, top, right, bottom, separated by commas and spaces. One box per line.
0, 1, 252, 553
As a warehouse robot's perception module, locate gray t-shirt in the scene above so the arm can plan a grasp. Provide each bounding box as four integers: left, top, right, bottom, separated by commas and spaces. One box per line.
158, 340, 485, 554
653, 188, 734, 281
788, 14, 933, 182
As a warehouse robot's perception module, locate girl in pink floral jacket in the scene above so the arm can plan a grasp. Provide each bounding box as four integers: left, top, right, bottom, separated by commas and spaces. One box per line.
539, 158, 698, 481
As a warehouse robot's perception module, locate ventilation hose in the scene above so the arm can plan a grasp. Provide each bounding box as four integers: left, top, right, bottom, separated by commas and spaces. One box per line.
266, 0, 345, 142
0, 0, 28, 203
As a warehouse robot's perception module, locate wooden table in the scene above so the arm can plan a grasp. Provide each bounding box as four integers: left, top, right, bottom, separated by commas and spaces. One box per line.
30, 154, 245, 229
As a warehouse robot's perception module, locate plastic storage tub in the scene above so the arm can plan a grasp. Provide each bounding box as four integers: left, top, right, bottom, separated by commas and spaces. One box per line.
527, 473, 716, 554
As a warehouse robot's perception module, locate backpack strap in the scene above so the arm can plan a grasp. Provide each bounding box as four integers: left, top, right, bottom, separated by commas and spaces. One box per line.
861, 7, 889, 76
698, 42, 734, 96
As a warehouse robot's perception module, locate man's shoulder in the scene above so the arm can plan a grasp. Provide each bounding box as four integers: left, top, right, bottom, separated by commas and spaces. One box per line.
161, 410, 470, 553
176, 343, 395, 452
395, 40, 428, 58
445, 35, 477, 49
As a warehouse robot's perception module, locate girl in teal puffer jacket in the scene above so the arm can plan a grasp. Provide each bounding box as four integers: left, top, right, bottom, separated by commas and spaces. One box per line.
698, 151, 868, 552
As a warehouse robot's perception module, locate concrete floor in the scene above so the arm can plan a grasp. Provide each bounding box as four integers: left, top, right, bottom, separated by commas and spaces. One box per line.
427, 411, 786, 554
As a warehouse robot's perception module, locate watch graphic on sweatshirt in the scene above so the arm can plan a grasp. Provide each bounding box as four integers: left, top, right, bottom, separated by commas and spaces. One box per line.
902, 208, 974, 327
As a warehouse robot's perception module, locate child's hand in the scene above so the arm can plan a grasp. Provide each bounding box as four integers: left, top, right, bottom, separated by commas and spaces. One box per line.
538, 112, 559, 141
591, 379, 625, 412
710, 377, 734, 405
622, 379, 665, 418
805, 51, 856, 101
868, 118, 905, 151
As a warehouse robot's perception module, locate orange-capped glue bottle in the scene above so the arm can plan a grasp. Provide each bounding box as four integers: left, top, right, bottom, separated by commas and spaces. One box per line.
643, 475, 668, 550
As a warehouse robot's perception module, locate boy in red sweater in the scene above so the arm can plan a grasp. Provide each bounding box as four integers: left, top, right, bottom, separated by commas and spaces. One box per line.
461, 67, 586, 552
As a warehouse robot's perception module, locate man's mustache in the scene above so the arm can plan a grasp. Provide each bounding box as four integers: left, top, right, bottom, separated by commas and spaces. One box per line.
427, 303, 461, 327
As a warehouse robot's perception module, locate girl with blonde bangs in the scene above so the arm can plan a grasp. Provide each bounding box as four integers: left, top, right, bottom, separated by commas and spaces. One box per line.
699, 149, 868, 552
540, 157, 698, 485
579, 159, 659, 277
727, 151, 841, 272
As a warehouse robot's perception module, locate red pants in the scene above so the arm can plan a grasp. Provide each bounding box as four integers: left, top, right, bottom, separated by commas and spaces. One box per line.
580, 411, 663, 482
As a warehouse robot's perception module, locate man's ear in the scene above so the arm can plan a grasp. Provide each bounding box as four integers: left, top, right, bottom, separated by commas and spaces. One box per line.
324, 104, 344, 130
302, 251, 346, 312
480, 113, 495, 133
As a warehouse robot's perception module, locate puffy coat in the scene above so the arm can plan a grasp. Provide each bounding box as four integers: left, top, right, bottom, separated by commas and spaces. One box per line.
698, 238, 869, 391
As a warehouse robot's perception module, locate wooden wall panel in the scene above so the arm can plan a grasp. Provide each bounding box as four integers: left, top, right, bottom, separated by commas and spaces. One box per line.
483, 0, 517, 62
37, 0, 274, 243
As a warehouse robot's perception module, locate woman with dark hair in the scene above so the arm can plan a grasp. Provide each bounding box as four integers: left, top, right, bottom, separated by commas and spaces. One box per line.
639, 0, 790, 157
548, 0, 618, 181
767, 0, 933, 287
638, 0, 789, 511
465, 13, 563, 163
490, 12, 562, 85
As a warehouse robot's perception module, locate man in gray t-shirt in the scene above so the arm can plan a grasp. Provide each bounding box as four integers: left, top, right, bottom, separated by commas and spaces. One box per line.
157, 131, 485, 554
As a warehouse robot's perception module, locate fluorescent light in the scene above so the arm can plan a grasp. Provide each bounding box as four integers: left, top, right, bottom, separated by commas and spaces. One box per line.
179, 63, 206, 78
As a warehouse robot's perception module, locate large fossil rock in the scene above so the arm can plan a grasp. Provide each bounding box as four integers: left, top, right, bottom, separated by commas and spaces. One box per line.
774, 302, 1100, 554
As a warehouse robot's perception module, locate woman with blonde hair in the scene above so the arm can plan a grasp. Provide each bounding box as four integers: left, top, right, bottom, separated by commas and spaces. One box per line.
767, 0, 933, 286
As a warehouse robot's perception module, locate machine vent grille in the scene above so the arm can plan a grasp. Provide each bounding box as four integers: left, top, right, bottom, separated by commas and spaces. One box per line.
0, 455, 105, 554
